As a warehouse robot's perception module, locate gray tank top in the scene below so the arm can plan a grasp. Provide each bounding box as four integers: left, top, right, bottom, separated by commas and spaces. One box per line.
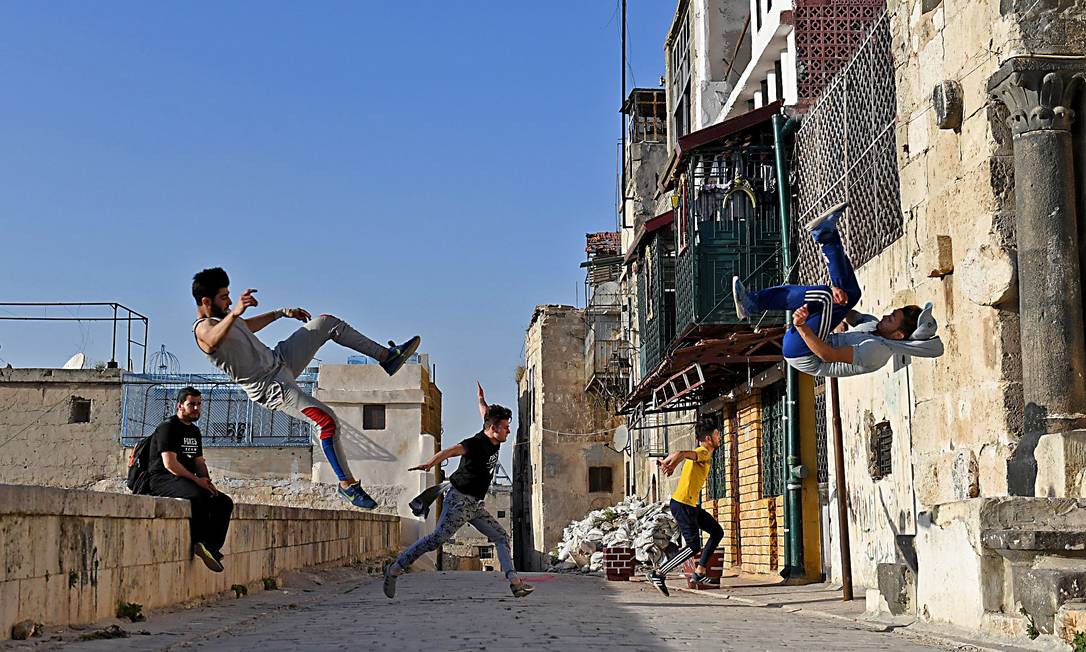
193, 318, 282, 403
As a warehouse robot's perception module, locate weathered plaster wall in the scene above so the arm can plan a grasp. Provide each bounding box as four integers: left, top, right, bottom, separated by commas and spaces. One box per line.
0, 369, 126, 489
824, 0, 1028, 591
519, 306, 625, 567
314, 363, 440, 548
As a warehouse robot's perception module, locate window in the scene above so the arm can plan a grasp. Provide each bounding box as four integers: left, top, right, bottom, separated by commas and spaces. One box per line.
760, 383, 786, 498
69, 397, 91, 424
774, 59, 784, 102
707, 441, 727, 500
677, 175, 689, 253
588, 466, 613, 493
478, 546, 493, 559
497, 510, 506, 519
363, 405, 386, 430
668, 11, 691, 139
870, 421, 893, 479
644, 245, 655, 320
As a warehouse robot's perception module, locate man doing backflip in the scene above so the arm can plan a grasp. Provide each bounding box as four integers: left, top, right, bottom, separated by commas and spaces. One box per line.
191, 267, 419, 509
733, 203, 943, 378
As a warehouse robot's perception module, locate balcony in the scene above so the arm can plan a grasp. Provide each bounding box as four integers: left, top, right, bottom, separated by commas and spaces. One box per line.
585, 324, 630, 394
672, 109, 784, 340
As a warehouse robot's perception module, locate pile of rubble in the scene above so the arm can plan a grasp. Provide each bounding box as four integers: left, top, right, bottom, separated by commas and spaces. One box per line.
550, 497, 678, 573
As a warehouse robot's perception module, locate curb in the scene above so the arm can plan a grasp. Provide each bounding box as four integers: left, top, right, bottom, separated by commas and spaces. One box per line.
668, 584, 1022, 652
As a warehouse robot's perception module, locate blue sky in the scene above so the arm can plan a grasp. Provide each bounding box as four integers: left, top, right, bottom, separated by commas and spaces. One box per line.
0, 1, 673, 471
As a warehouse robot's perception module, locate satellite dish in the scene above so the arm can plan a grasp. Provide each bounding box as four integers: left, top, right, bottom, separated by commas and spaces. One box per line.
612, 424, 630, 452
62, 352, 86, 370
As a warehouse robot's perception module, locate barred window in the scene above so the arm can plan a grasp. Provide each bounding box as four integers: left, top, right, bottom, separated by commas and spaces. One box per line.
870, 421, 893, 479
707, 443, 728, 500
761, 382, 786, 497
814, 377, 828, 483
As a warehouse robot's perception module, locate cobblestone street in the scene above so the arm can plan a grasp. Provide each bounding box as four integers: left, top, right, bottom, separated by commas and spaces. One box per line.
3, 569, 998, 651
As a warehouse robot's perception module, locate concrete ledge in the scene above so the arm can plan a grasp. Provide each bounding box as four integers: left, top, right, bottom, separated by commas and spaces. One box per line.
0, 483, 399, 640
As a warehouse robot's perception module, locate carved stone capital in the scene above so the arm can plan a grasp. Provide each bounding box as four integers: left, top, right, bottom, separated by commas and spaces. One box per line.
988, 56, 1086, 136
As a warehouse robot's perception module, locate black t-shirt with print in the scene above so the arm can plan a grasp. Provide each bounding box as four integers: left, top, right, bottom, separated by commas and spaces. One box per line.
147, 416, 204, 478
449, 430, 500, 500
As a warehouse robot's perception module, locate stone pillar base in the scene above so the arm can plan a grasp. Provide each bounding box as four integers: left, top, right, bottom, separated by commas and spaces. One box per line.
1035, 430, 1086, 497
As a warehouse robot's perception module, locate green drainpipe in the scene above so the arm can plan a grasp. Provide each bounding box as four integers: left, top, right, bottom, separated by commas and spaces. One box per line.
772, 111, 805, 580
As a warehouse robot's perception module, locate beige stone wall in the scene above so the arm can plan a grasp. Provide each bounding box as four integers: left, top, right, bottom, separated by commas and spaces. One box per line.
0, 483, 398, 640
824, 0, 1030, 590
0, 369, 127, 489
518, 306, 626, 565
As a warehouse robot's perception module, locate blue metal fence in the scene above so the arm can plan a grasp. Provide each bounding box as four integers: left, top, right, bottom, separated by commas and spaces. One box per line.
121, 373, 315, 447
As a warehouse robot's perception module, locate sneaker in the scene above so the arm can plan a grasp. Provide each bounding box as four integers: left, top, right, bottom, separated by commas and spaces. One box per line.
732, 276, 756, 321
510, 581, 535, 598
212, 549, 224, 562
408, 497, 429, 519
380, 336, 421, 376
646, 570, 670, 597
691, 572, 719, 587
805, 201, 848, 240
338, 482, 378, 510
383, 564, 398, 599
194, 542, 224, 573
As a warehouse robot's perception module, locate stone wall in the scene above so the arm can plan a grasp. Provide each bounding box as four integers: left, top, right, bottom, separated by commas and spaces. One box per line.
823, 0, 1027, 591
0, 483, 398, 640
0, 368, 127, 489
516, 306, 626, 570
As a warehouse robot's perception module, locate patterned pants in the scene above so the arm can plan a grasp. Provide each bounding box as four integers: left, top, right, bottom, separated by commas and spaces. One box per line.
395, 487, 517, 580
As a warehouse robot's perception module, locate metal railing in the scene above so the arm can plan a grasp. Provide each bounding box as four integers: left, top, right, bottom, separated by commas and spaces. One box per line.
584, 331, 630, 389
121, 373, 315, 447
0, 302, 148, 372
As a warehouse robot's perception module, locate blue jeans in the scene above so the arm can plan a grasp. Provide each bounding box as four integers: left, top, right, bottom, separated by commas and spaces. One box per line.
395, 487, 517, 580
748, 229, 861, 358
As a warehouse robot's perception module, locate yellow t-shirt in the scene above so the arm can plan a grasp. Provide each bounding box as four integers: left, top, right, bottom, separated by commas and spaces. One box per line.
671, 446, 712, 506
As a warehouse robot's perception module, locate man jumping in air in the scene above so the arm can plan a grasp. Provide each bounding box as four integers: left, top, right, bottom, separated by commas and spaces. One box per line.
646, 416, 724, 596
191, 267, 419, 510
384, 402, 534, 599
407, 381, 489, 518
732, 203, 943, 378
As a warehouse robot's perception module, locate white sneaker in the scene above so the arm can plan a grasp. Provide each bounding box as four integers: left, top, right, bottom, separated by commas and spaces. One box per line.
805, 201, 848, 233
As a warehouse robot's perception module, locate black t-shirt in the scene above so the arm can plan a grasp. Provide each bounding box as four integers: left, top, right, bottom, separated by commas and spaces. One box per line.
147, 416, 204, 478
449, 431, 500, 500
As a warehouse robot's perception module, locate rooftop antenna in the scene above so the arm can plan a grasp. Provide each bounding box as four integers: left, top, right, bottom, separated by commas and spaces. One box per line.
149, 344, 180, 375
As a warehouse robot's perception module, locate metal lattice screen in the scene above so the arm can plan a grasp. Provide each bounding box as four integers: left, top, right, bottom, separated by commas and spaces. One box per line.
761, 382, 787, 497
814, 377, 828, 483
794, 0, 885, 105
121, 374, 314, 447
791, 12, 902, 285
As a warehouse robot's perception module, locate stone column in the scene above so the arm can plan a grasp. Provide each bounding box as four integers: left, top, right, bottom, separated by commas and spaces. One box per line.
989, 57, 1086, 496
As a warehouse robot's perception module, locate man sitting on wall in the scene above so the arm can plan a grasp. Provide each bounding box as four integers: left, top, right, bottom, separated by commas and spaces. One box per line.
146, 387, 233, 573
732, 202, 944, 378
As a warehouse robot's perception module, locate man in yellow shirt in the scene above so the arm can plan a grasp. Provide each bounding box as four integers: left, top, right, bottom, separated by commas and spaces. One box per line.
646, 417, 724, 596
